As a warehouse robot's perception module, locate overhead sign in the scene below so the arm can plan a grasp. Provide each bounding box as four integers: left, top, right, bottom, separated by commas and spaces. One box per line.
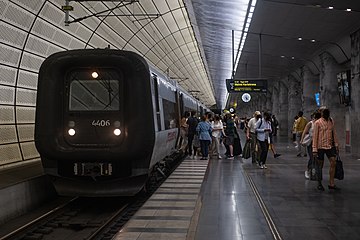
226, 79, 267, 93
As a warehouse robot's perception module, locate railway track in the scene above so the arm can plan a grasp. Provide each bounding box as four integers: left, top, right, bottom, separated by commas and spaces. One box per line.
1, 153, 184, 240
0, 197, 131, 240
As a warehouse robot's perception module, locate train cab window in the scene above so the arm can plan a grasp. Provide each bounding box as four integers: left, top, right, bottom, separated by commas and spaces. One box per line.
162, 98, 177, 130
69, 79, 120, 111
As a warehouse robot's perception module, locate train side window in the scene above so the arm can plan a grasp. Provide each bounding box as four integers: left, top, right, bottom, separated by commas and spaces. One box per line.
163, 98, 177, 130
153, 76, 162, 131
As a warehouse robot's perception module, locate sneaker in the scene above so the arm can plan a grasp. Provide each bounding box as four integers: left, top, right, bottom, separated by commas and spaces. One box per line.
259, 164, 264, 169
228, 156, 234, 159
263, 164, 267, 169
218, 155, 222, 159
274, 154, 281, 158
304, 154, 307, 157
317, 184, 325, 191
305, 170, 310, 179
297, 153, 302, 157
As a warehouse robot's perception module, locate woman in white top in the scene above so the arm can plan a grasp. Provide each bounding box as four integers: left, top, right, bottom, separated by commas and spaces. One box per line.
247, 111, 262, 163
211, 115, 224, 158
301, 110, 321, 179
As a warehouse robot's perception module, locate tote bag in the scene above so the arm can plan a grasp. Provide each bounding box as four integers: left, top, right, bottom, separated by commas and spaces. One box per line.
334, 154, 344, 180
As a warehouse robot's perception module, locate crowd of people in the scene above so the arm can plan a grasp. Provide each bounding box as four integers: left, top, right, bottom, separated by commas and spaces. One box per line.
179, 111, 244, 160
178, 106, 340, 191
178, 110, 281, 167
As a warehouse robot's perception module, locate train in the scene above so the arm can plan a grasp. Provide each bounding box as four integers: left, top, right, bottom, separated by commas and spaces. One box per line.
35, 49, 209, 196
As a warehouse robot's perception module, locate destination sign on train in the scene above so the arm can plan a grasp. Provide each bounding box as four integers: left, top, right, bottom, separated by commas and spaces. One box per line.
226, 79, 267, 93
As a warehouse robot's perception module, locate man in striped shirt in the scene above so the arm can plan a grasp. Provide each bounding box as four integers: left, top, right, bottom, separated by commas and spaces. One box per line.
312, 108, 339, 191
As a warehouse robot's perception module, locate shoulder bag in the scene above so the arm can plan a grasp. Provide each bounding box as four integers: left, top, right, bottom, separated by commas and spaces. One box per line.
301, 133, 311, 147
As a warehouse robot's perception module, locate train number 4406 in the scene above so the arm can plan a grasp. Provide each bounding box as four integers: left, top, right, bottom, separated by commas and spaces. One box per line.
92, 120, 111, 127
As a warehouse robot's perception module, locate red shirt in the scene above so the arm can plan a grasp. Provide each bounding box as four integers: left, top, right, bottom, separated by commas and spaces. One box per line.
312, 117, 339, 152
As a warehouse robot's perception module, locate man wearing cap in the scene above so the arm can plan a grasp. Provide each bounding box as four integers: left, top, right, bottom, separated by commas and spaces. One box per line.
247, 111, 262, 163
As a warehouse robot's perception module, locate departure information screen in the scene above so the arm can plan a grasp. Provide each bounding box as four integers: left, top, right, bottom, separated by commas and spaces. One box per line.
226, 79, 267, 93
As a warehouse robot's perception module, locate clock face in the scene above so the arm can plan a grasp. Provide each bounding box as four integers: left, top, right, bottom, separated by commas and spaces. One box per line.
242, 93, 251, 102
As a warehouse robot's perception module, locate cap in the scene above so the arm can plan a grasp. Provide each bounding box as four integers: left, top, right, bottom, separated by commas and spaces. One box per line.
254, 111, 261, 116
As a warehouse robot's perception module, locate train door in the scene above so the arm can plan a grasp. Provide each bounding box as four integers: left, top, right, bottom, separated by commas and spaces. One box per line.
152, 75, 162, 131
175, 92, 184, 149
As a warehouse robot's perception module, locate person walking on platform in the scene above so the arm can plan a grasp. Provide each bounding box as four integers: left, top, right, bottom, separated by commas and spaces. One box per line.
256, 112, 272, 169
292, 116, 299, 145
223, 112, 236, 159
312, 108, 340, 191
295, 111, 308, 157
271, 114, 279, 136
179, 111, 189, 153
196, 115, 212, 160
211, 114, 224, 159
247, 111, 262, 163
269, 113, 281, 158
186, 111, 198, 158
301, 110, 321, 179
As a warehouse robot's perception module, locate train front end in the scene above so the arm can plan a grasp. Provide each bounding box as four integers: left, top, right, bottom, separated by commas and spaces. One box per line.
35, 49, 155, 196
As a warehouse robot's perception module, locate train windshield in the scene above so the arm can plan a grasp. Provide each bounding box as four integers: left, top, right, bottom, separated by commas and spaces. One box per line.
69, 80, 120, 111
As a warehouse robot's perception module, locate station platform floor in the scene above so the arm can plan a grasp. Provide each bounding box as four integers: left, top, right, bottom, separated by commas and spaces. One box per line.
2, 133, 360, 240
116, 133, 360, 240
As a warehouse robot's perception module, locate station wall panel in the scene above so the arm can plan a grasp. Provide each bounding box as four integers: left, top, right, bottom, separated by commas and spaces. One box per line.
0, 125, 17, 145
0, 107, 15, 124
20, 142, 40, 160
17, 125, 35, 142
16, 89, 37, 107
0, 65, 17, 86
0, 86, 15, 105
0, 22, 26, 47
0, 143, 22, 165
16, 107, 35, 124
17, 71, 38, 90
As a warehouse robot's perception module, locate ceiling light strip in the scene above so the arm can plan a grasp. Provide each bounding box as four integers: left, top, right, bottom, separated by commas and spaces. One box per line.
232, 0, 256, 77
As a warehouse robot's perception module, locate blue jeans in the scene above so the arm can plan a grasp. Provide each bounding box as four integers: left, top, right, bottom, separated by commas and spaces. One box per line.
200, 140, 211, 158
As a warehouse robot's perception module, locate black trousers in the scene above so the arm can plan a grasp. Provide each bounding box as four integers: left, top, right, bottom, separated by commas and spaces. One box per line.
258, 140, 269, 165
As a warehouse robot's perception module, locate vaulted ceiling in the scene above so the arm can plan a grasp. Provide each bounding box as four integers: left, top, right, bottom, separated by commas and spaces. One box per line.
190, 0, 360, 109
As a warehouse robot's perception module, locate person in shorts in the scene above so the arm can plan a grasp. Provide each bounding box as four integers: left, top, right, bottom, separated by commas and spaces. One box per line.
312, 108, 339, 191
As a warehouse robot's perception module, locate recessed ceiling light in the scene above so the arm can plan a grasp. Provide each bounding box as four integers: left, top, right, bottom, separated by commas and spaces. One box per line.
328, 6, 334, 9
311, 39, 316, 42
281, 55, 285, 58
346, 8, 352, 12
298, 37, 302, 41
291, 56, 295, 59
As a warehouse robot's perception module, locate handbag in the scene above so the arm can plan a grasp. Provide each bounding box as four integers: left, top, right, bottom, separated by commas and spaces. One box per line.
301, 133, 311, 147
334, 154, 344, 180
242, 139, 251, 159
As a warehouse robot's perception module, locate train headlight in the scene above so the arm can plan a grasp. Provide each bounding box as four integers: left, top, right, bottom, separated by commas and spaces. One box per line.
91, 71, 98, 79
114, 128, 121, 136
68, 128, 76, 136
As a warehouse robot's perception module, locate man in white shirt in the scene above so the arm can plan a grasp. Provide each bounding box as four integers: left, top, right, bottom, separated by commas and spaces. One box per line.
256, 112, 272, 169
247, 111, 262, 163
